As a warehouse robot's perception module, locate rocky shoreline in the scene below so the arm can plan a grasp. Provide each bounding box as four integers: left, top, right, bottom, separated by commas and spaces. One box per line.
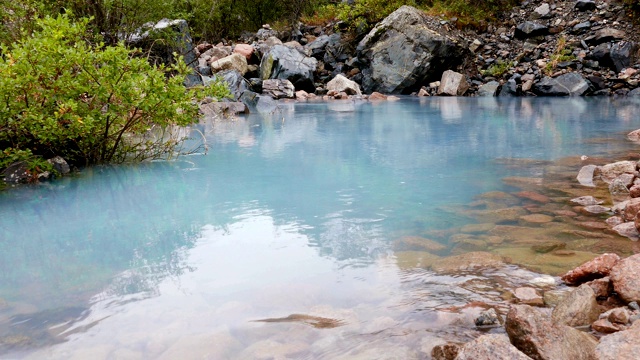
186, 0, 640, 114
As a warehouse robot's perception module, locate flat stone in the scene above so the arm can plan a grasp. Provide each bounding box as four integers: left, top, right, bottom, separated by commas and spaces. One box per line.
551, 284, 600, 327
431, 251, 504, 273
561, 253, 621, 285
516, 191, 551, 203
455, 334, 532, 360
520, 214, 554, 224
514, 287, 544, 306
394, 251, 440, 270
394, 236, 447, 253
592, 318, 628, 333
531, 241, 566, 254
610, 254, 640, 302
581, 205, 611, 215
570, 196, 603, 206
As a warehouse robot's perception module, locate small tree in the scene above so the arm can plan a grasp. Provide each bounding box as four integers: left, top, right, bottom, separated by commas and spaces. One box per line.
0, 14, 222, 169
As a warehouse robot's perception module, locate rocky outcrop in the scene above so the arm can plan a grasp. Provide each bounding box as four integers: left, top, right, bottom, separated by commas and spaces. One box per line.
260, 45, 317, 92
505, 305, 598, 360
356, 6, 467, 94
532, 73, 590, 96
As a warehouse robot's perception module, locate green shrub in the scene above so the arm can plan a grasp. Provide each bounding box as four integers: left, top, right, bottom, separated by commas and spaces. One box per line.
0, 14, 218, 169
482, 60, 511, 78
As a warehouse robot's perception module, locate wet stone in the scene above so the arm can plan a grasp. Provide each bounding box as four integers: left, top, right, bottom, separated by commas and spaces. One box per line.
520, 214, 554, 224
393, 236, 447, 253
513, 287, 544, 306
475, 308, 501, 327
516, 191, 551, 204
431, 252, 504, 273
531, 241, 566, 254
580, 205, 610, 215
431, 343, 461, 360
570, 196, 603, 206
561, 253, 620, 285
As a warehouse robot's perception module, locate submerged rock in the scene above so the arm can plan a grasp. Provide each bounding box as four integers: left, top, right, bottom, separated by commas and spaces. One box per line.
431, 251, 504, 273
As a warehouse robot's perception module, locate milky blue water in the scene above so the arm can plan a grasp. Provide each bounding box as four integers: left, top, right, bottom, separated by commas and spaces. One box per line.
1, 97, 640, 358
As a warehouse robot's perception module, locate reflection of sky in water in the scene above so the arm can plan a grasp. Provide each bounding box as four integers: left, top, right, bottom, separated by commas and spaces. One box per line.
2, 97, 640, 358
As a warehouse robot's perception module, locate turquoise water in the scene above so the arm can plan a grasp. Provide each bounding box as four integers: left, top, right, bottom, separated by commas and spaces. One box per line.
1, 97, 639, 358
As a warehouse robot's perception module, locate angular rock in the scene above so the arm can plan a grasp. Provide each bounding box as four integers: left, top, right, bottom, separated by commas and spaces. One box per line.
622, 198, 640, 221
1, 161, 32, 184
610, 41, 638, 73
514, 287, 544, 306
595, 321, 640, 359
438, 70, 469, 96
577, 165, 597, 187
47, 156, 70, 175
586, 277, 612, 298
599, 161, 637, 183
610, 178, 632, 204
262, 79, 295, 99
499, 78, 518, 97
532, 3, 550, 19
610, 254, 640, 302
210, 70, 250, 101
628, 129, 640, 142
211, 53, 249, 75
357, 6, 467, 94
561, 253, 620, 285
455, 334, 532, 360
551, 284, 599, 327
515, 22, 549, 39
260, 45, 317, 92
592, 28, 627, 46
581, 205, 610, 215
505, 305, 598, 360
533, 73, 590, 96
233, 44, 254, 60
477, 81, 500, 97
575, 0, 597, 11
475, 308, 501, 326
592, 318, 627, 333
304, 35, 330, 59
612, 222, 640, 240
326, 74, 362, 96
239, 90, 277, 114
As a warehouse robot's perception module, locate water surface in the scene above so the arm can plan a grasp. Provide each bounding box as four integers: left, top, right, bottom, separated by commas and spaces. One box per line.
1, 97, 640, 359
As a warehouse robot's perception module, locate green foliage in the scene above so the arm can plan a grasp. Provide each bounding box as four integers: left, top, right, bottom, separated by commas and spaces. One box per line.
0, 15, 203, 168
482, 60, 511, 78
427, 0, 519, 26
544, 37, 576, 75
334, 0, 423, 32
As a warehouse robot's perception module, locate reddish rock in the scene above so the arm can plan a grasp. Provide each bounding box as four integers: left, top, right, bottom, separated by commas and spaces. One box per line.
610, 254, 640, 302
431, 343, 460, 360
455, 334, 532, 360
517, 191, 551, 204
595, 321, 640, 360
623, 198, 640, 221
630, 184, 640, 198
505, 305, 598, 360
368, 92, 387, 101
551, 284, 600, 327
579, 205, 610, 215
561, 253, 621, 285
586, 277, 612, 298
233, 43, 254, 60
592, 318, 627, 333
605, 216, 624, 227
612, 222, 640, 240
599, 161, 637, 184
570, 196, 603, 206
514, 287, 544, 306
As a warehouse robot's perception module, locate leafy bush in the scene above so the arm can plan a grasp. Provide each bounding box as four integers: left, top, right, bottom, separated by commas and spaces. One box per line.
482, 60, 511, 78
0, 14, 218, 170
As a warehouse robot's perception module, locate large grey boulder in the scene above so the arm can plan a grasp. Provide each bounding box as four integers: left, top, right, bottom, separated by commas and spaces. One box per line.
455, 334, 532, 360
260, 45, 317, 93
551, 284, 600, 327
477, 81, 500, 96
505, 305, 598, 360
610, 41, 638, 73
533, 73, 590, 96
356, 6, 467, 94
